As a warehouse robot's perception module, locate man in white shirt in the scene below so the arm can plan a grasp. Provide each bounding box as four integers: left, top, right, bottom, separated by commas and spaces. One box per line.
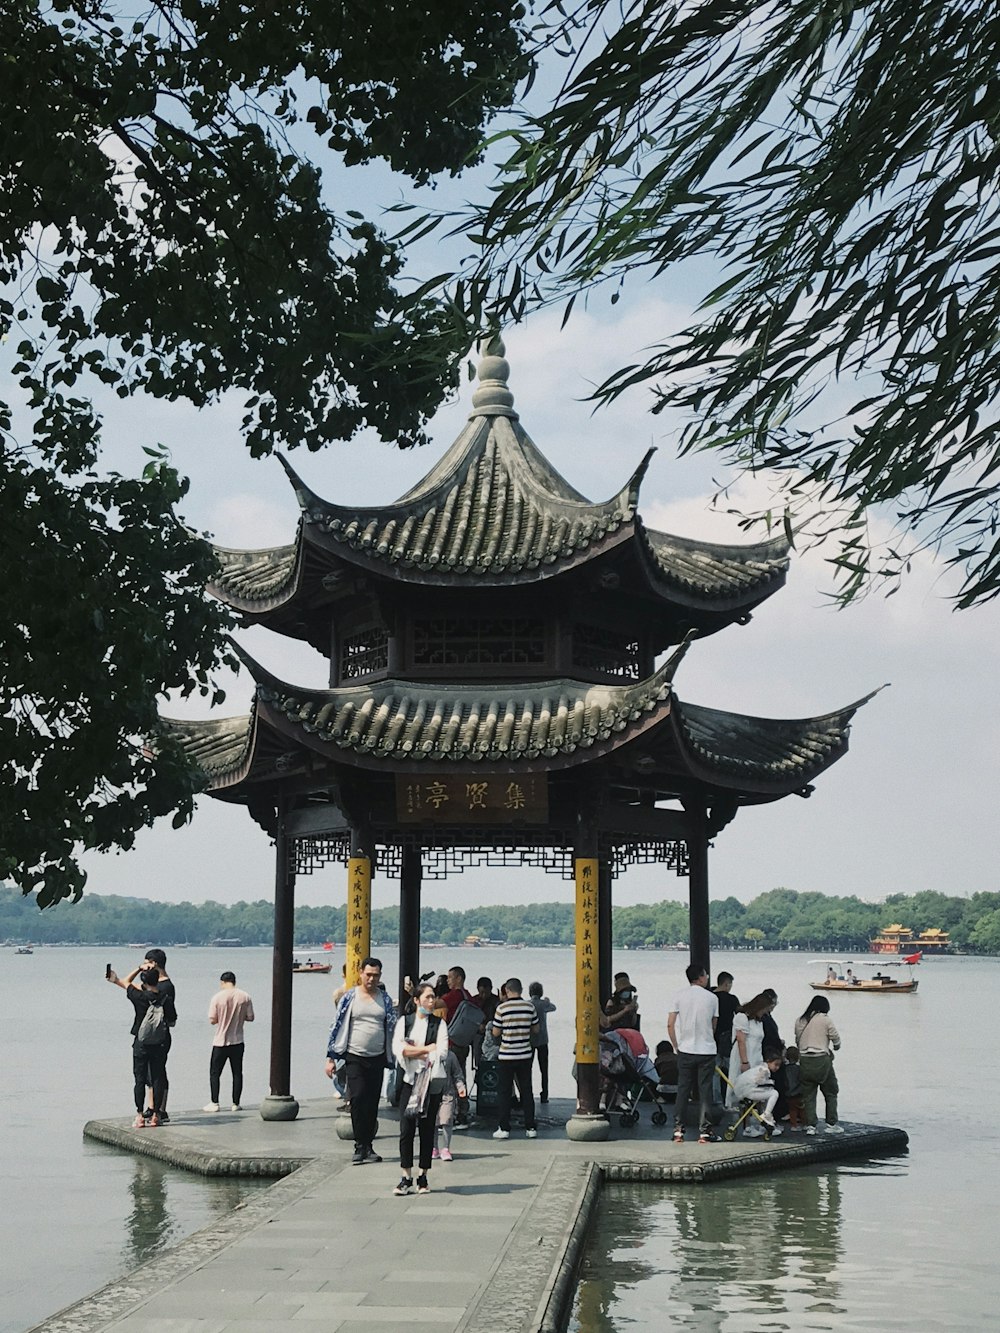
667, 963, 720, 1145
205, 971, 255, 1113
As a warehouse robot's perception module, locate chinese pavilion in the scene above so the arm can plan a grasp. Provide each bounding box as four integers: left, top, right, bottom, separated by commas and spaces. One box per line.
167, 338, 878, 1134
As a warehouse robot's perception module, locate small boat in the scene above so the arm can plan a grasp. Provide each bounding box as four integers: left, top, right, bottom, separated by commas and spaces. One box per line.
809, 958, 919, 994
15, 945, 34, 955
292, 950, 333, 975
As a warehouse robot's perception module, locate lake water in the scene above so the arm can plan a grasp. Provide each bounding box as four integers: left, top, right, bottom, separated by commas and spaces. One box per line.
2, 945, 996, 1332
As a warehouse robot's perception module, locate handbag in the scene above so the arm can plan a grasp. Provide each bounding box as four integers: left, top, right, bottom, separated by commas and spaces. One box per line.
405, 1060, 433, 1118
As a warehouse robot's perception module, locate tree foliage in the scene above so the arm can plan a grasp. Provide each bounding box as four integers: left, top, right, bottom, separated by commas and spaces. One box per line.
2, 0, 529, 905
461, 0, 1000, 606
5, 883, 1000, 954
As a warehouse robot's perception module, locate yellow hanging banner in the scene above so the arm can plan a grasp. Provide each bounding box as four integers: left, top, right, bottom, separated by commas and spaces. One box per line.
346, 856, 372, 987
575, 857, 600, 1064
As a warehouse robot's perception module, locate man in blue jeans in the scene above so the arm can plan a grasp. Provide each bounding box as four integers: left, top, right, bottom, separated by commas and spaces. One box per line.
667, 963, 720, 1145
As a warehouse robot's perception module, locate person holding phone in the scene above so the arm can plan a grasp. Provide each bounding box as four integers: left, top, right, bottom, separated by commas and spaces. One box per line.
106, 964, 177, 1126
604, 971, 640, 1031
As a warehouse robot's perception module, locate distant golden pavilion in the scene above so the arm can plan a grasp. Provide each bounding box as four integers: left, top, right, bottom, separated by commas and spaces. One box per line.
871, 924, 951, 953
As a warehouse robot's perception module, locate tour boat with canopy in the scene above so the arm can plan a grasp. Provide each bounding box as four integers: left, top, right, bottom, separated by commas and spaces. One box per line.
809, 956, 920, 993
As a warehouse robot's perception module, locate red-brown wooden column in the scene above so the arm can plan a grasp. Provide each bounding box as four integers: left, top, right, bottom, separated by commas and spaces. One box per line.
262, 814, 299, 1120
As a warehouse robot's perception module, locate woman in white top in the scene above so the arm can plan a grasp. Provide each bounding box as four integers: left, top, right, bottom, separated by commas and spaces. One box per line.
793, 996, 843, 1134
726, 993, 775, 1107
391, 982, 449, 1195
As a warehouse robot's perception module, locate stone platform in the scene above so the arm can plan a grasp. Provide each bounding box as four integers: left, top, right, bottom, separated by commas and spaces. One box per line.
36, 1100, 906, 1333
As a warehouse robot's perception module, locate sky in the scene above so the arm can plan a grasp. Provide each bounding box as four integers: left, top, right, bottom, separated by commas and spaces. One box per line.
67, 296, 1000, 915
9, 21, 999, 919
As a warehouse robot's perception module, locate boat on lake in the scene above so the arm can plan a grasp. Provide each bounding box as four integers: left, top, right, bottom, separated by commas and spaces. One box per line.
809, 958, 920, 994
292, 949, 333, 974
15, 945, 34, 955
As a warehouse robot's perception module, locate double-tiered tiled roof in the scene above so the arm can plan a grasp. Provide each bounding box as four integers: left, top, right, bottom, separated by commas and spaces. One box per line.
168, 337, 879, 815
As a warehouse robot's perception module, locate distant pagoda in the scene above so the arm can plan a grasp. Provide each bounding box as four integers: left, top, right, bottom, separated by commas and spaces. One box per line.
167, 338, 879, 1127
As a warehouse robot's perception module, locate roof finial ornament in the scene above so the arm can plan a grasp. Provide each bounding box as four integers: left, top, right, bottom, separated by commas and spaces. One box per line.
470, 332, 518, 420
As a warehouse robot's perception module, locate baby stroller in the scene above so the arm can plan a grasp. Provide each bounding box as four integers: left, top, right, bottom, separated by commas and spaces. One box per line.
599, 1030, 670, 1128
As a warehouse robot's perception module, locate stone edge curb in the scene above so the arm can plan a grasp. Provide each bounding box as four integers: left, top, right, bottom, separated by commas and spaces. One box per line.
26, 1153, 340, 1333
83, 1119, 313, 1178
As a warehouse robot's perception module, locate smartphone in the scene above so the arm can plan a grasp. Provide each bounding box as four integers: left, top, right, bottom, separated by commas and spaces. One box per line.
106, 963, 112, 978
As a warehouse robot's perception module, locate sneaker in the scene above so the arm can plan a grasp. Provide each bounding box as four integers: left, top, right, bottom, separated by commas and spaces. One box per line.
743, 1125, 764, 1138
133, 1113, 146, 1128
362, 1146, 383, 1164
672, 1129, 685, 1144
525, 1128, 538, 1139
805, 1126, 817, 1136
231, 1104, 241, 1113
698, 1132, 721, 1144
540, 1095, 549, 1103
416, 1174, 430, 1194
431, 1148, 440, 1159
825, 1123, 845, 1135
493, 1128, 510, 1140
158, 1110, 170, 1124
453, 1120, 470, 1132
439, 1148, 453, 1162
393, 1176, 412, 1196
352, 1146, 365, 1165
148, 1112, 161, 1127
203, 1102, 220, 1114
768, 1125, 783, 1136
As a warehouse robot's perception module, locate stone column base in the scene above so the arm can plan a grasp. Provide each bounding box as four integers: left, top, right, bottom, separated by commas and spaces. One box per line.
260, 1094, 300, 1122
335, 1115, 380, 1140
565, 1113, 610, 1142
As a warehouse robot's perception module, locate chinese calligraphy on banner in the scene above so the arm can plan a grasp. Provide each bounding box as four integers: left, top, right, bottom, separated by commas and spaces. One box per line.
575, 857, 600, 1064
345, 856, 371, 986
395, 774, 548, 824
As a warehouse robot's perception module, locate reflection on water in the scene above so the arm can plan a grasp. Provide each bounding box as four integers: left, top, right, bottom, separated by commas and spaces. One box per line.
122, 1155, 251, 1270
571, 1162, 920, 1333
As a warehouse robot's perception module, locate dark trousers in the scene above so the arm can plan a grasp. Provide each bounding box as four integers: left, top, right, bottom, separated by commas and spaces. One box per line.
498, 1059, 535, 1131
344, 1054, 385, 1148
451, 1044, 470, 1121
533, 1044, 550, 1100
398, 1082, 443, 1172
133, 1042, 168, 1114
144, 1030, 171, 1111
674, 1051, 716, 1134
209, 1043, 245, 1105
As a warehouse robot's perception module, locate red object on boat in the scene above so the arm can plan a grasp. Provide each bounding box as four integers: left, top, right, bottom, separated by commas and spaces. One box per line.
323, 941, 334, 950
903, 951, 922, 964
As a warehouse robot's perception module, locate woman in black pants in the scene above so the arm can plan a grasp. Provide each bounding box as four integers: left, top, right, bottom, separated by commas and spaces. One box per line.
392, 983, 448, 1195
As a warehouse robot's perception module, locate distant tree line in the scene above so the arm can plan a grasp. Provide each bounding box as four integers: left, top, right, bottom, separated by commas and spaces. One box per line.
4, 884, 1000, 955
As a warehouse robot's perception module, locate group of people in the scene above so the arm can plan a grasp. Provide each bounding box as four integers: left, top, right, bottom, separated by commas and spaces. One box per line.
324, 959, 556, 1195
666, 964, 843, 1142
106, 951, 255, 1125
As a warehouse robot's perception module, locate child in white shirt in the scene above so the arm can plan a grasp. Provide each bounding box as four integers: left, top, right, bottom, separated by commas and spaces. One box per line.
732, 1048, 784, 1136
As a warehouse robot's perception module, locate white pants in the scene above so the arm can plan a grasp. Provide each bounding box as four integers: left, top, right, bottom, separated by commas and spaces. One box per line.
734, 1083, 778, 1121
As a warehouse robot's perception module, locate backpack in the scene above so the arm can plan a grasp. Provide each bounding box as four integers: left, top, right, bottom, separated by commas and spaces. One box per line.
136, 997, 169, 1046
447, 998, 485, 1047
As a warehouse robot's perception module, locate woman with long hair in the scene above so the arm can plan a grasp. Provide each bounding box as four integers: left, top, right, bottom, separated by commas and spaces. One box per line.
794, 995, 843, 1135
726, 992, 775, 1107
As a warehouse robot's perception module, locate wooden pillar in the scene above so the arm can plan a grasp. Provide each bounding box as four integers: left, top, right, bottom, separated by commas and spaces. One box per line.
262, 817, 299, 1119
398, 846, 422, 1008
598, 859, 613, 1010
684, 798, 711, 972
346, 827, 373, 988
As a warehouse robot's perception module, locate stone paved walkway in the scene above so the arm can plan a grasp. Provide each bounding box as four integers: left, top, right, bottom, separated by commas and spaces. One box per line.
33, 1100, 907, 1333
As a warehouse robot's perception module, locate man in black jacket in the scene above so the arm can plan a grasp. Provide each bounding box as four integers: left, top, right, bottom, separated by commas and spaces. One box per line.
107, 965, 177, 1127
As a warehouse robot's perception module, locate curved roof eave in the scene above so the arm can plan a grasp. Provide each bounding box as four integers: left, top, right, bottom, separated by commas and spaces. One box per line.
636, 521, 792, 614
205, 528, 304, 613
668, 686, 887, 795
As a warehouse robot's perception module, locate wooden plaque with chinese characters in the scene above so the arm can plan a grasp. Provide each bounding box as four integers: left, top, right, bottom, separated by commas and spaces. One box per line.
395, 774, 548, 824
